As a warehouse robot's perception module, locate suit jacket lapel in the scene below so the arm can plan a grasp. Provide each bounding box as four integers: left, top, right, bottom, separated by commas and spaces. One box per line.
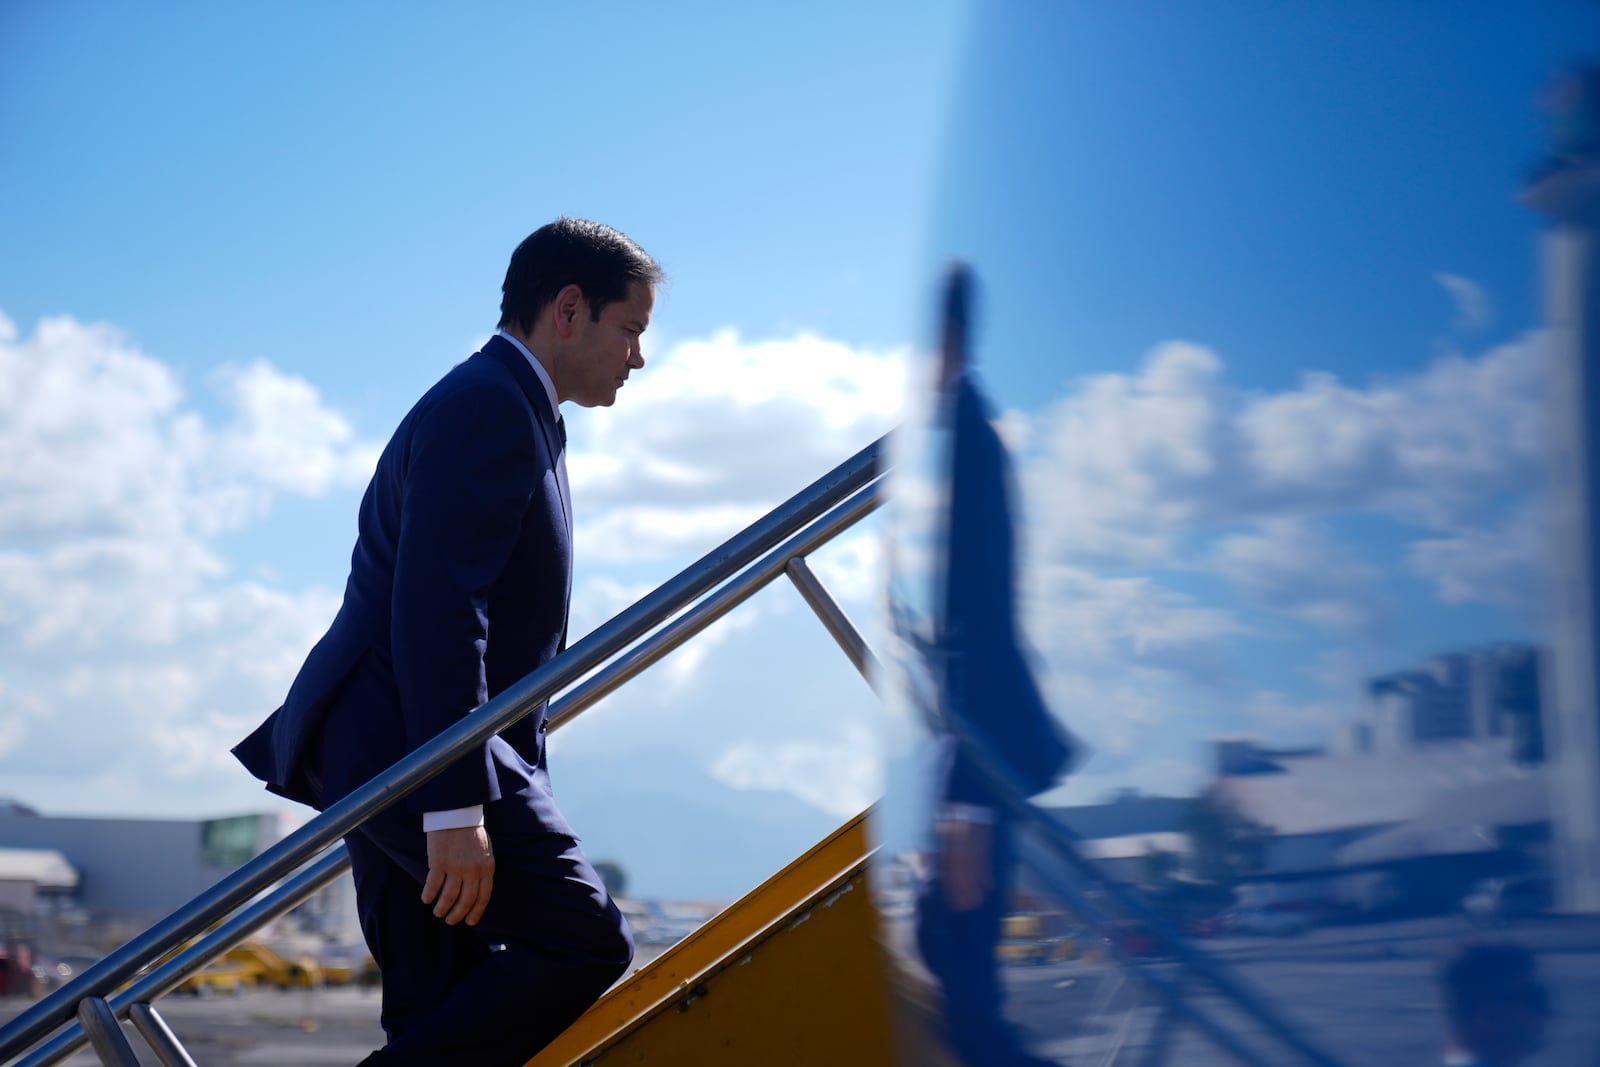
482, 336, 572, 531
483, 336, 574, 648
552, 421, 572, 651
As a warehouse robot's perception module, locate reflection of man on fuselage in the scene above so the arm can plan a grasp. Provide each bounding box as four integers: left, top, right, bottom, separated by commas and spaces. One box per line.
914, 265, 1073, 1067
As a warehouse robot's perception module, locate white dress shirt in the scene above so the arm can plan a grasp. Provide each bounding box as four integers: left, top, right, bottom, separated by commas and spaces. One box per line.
495, 329, 562, 424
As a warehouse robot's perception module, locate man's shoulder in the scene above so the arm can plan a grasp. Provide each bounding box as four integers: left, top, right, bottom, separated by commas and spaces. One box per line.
372, 346, 546, 475
371, 354, 539, 470
408, 351, 535, 423
431, 349, 526, 400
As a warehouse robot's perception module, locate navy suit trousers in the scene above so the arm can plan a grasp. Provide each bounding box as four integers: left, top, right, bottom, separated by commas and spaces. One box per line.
313, 658, 632, 1066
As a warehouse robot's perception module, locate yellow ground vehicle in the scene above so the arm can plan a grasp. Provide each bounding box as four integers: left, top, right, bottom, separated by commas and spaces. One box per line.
317, 950, 380, 987
996, 913, 1078, 966
175, 958, 252, 997
174, 940, 322, 994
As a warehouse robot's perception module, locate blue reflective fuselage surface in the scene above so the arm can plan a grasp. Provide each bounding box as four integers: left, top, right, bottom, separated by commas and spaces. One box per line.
875, 8, 1600, 1066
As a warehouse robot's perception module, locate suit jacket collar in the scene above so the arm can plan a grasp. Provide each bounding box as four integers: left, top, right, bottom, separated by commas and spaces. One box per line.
482, 332, 572, 550
482, 336, 574, 651
483, 334, 562, 429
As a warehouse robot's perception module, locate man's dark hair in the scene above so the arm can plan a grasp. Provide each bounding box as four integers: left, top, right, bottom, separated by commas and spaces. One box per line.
498, 218, 662, 335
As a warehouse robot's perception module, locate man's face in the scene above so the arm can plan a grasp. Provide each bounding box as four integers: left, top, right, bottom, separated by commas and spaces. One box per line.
556, 282, 653, 407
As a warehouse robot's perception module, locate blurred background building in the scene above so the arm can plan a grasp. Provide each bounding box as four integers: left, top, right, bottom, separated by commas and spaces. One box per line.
1530, 67, 1600, 915
0, 803, 360, 951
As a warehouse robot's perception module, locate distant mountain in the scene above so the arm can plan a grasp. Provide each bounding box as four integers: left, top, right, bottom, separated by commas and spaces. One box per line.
550, 757, 847, 901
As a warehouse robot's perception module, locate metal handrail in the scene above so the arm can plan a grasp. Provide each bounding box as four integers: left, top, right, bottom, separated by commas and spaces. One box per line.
13, 476, 885, 1067
793, 573, 1341, 1065
774, 534, 1337, 1064
548, 480, 882, 734
0, 435, 887, 1065
73, 1000, 136, 1067
13, 848, 352, 1067
1010, 834, 1275, 1067
935, 707, 1346, 1067
127, 1004, 199, 1067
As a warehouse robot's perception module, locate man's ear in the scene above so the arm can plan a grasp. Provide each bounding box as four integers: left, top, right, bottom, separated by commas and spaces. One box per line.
552, 284, 586, 338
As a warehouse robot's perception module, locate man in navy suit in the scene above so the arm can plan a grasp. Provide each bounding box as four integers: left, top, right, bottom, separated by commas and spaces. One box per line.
233, 218, 661, 1065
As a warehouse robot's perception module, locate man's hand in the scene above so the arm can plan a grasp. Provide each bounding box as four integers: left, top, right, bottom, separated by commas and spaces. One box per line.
936, 816, 992, 912
422, 825, 494, 926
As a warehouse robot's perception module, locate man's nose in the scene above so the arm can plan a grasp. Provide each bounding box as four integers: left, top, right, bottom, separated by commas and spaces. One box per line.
629, 347, 645, 369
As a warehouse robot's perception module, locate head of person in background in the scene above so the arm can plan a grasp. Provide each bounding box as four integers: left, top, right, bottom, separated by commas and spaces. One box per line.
1438, 943, 1549, 1066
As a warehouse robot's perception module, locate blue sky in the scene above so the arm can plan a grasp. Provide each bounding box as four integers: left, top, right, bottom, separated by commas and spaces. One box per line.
0, 3, 1593, 897
933, 4, 1585, 392
0, 2, 963, 897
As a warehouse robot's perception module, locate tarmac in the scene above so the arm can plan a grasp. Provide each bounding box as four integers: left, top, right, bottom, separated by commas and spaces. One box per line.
3, 919, 1597, 1065
0, 945, 672, 1067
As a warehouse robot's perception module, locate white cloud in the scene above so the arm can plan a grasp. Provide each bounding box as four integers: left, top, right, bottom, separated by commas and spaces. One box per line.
1018, 332, 1546, 574
512, 330, 903, 825
209, 361, 382, 497
1024, 341, 1226, 564
1407, 500, 1547, 622
801, 526, 884, 610
993, 407, 1033, 454
1024, 563, 1246, 685
1244, 690, 1356, 740
1435, 272, 1493, 332
0, 315, 191, 546
0, 318, 381, 556
569, 330, 903, 561
885, 327, 1552, 790
0, 311, 930, 859
658, 601, 767, 690
567, 575, 659, 645
1239, 336, 1545, 522
545, 329, 904, 825
0, 301, 1548, 838
1033, 672, 1161, 761
553, 588, 885, 830
996, 563, 1251, 785
1211, 518, 1385, 634
710, 721, 881, 819
576, 503, 771, 565
0, 311, 375, 814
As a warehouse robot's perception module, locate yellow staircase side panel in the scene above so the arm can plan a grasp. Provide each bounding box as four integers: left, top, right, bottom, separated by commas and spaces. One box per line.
529, 808, 892, 1066
581, 868, 893, 1065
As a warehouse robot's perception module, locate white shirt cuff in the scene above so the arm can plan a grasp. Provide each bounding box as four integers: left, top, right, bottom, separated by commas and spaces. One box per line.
938, 802, 995, 825
423, 805, 485, 832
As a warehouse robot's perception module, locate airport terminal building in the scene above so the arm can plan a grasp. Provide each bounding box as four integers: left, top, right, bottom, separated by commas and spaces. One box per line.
0, 801, 359, 947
